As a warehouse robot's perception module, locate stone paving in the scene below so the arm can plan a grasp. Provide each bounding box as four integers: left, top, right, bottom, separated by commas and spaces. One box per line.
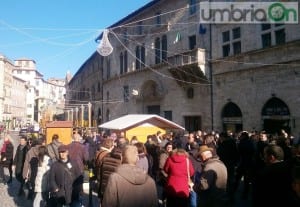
0, 174, 98, 207
0, 173, 32, 207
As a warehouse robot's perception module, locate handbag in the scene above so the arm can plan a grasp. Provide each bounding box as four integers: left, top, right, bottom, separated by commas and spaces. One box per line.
186, 158, 197, 207
186, 158, 194, 191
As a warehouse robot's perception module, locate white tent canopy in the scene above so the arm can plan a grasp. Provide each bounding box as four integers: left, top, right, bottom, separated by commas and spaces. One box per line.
99, 114, 185, 131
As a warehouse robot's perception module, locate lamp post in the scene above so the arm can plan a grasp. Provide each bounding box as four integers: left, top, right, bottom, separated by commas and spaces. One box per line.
88, 102, 92, 129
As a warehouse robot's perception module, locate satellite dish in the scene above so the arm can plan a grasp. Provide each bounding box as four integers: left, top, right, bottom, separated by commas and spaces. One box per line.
97, 29, 113, 56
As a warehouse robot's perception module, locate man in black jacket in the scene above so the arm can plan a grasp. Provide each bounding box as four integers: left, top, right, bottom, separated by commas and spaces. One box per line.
49, 145, 81, 207
13, 136, 29, 195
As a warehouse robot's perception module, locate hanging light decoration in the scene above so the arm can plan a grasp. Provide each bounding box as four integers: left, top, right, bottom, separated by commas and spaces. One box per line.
97, 29, 113, 56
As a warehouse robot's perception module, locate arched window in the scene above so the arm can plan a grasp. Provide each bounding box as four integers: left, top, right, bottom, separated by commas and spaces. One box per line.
135, 46, 141, 70
262, 97, 290, 116
222, 102, 243, 133
119, 52, 124, 74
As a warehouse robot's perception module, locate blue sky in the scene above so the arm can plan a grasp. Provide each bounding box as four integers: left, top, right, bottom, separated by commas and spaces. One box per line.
0, 0, 151, 79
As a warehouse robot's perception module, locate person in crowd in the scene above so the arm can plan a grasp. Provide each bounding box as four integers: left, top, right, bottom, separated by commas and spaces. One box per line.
135, 142, 149, 173
0, 134, 14, 184
33, 145, 51, 207
233, 131, 255, 199
67, 133, 89, 206
102, 145, 158, 207
91, 130, 101, 147
253, 131, 269, 172
193, 145, 229, 207
203, 134, 218, 156
252, 144, 293, 207
152, 131, 163, 145
185, 133, 197, 153
48, 145, 81, 207
47, 134, 62, 162
187, 142, 202, 207
129, 136, 139, 145
27, 138, 34, 149
157, 142, 173, 206
83, 130, 98, 169
94, 138, 115, 199
23, 138, 46, 199
290, 166, 300, 206
217, 132, 239, 203
194, 130, 204, 145
13, 136, 29, 195
164, 148, 194, 207
144, 134, 159, 179
97, 140, 123, 201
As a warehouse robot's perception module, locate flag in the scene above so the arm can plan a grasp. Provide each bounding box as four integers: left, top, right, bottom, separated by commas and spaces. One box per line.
174, 32, 181, 43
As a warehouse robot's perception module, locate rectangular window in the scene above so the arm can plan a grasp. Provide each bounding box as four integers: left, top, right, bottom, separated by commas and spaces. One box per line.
222, 44, 230, 57
189, 0, 197, 15
233, 42, 241, 55
232, 27, 241, 39
155, 12, 161, 26
262, 33, 271, 48
141, 45, 145, 68
123, 85, 129, 102
137, 21, 143, 35
222, 31, 230, 42
189, 35, 196, 50
261, 23, 271, 31
275, 29, 285, 45
164, 111, 173, 121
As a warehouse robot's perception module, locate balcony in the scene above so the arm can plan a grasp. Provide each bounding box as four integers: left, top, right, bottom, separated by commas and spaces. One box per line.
167, 48, 209, 87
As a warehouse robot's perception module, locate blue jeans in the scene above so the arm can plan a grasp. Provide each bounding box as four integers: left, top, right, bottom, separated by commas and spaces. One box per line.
189, 191, 197, 207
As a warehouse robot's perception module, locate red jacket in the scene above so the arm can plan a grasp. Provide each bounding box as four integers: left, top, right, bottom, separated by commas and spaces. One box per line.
164, 153, 194, 198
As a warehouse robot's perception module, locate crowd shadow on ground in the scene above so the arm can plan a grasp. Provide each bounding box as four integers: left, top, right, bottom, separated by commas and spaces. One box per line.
6, 177, 33, 207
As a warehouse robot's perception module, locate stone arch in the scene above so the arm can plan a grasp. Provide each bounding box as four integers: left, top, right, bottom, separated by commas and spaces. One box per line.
140, 79, 164, 101
261, 97, 290, 134
221, 102, 243, 133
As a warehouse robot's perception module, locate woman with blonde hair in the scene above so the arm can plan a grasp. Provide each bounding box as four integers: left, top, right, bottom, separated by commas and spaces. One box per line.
0, 134, 14, 184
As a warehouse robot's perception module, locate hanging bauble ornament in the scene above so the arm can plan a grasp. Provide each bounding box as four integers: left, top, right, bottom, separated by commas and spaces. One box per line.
97, 29, 113, 56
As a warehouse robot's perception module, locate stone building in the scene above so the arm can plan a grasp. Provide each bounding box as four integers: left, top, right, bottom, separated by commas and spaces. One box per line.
67, 0, 300, 135
0, 54, 14, 128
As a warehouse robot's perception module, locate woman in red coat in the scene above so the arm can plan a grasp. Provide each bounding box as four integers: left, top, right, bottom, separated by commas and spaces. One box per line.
164, 148, 194, 207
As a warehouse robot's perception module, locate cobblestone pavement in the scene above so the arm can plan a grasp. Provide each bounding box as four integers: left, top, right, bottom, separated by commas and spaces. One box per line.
0, 174, 32, 207
0, 175, 99, 207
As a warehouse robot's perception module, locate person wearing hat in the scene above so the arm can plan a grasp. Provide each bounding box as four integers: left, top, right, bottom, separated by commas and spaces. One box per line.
48, 145, 81, 207
193, 145, 229, 207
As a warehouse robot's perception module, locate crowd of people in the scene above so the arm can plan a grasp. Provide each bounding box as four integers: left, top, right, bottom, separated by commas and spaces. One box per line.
0, 128, 299, 207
